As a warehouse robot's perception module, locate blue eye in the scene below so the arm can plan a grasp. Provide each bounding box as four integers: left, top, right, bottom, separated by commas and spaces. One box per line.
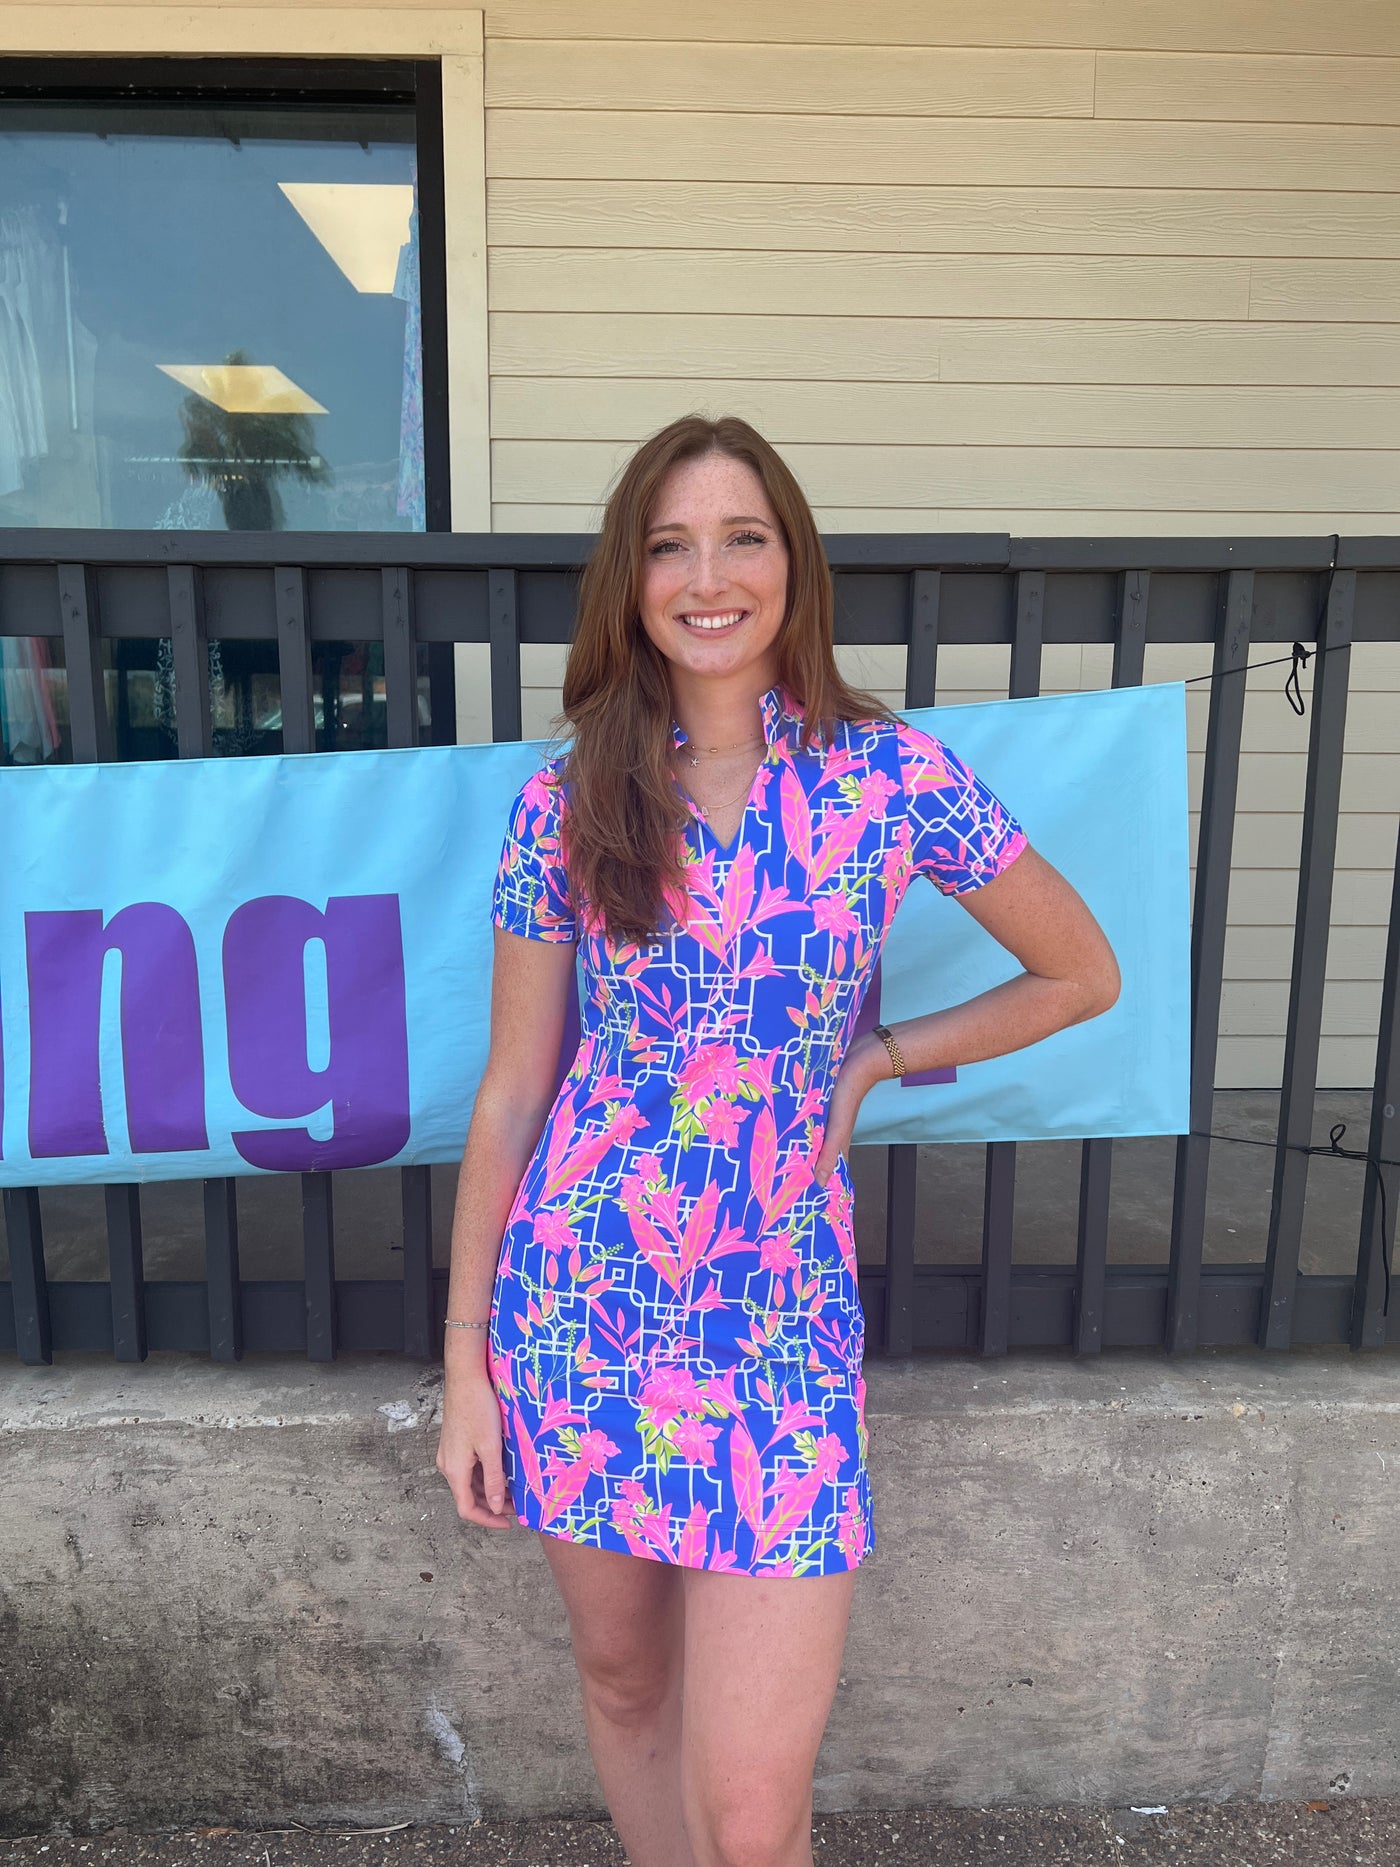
733, 531, 767, 546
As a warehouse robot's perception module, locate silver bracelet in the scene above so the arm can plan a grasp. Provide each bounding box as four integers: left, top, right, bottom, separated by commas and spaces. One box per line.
445, 1319, 491, 1330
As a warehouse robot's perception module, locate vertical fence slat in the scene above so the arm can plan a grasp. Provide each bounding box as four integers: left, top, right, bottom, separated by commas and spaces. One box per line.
4, 1189, 51, 1364
906, 567, 940, 711
1260, 571, 1354, 1348
381, 567, 434, 1355
276, 566, 315, 756
276, 565, 339, 1360
168, 563, 211, 760
980, 573, 1043, 1355
57, 562, 112, 761
170, 565, 244, 1356
883, 1146, 917, 1357
204, 1178, 241, 1361
105, 1186, 146, 1362
303, 1176, 337, 1361
1074, 1140, 1111, 1355
490, 570, 522, 742
1113, 569, 1150, 689
1074, 570, 1150, 1354
402, 1167, 435, 1358
60, 563, 141, 1357
1351, 815, 1400, 1350
1167, 569, 1253, 1354
980, 1142, 1017, 1356
383, 566, 419, 751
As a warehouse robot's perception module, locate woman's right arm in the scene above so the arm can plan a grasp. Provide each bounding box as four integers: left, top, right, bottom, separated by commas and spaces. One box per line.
435, 923, 577, 1530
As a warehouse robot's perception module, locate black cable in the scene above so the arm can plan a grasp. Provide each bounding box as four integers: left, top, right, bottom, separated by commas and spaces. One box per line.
1195, 1122, 1396, 1318
1179, 534, 1340, 718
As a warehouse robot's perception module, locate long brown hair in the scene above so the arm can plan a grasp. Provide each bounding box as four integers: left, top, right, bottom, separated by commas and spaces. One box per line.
558, 414, 892, 945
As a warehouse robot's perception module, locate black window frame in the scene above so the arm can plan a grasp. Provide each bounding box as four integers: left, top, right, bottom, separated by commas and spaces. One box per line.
0, 54, 453, 533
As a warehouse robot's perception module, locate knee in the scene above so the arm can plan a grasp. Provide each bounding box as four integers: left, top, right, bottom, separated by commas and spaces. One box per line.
685, 1790, 808, 1867
576, 1648, 676, 1732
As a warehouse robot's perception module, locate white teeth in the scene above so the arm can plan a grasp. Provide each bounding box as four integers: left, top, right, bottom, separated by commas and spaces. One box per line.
678, 610, 746, 631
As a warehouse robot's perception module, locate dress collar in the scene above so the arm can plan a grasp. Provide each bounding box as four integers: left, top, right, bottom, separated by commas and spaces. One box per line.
670, 683, 806, 754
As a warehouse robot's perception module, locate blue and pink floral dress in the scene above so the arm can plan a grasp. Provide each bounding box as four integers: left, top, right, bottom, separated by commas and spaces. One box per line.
488, 685, 1026, 1576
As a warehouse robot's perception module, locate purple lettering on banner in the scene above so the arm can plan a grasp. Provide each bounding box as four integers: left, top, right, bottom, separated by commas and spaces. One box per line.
224, 894, 411, 1171
26, 905, 209, 1158
853, 954, 957, 1089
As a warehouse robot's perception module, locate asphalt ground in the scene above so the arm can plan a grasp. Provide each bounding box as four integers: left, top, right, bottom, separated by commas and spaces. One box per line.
3, 1801, 1398, 1867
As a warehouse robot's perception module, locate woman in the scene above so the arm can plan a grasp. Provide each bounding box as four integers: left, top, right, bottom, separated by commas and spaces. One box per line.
436, 415, 1119, 1867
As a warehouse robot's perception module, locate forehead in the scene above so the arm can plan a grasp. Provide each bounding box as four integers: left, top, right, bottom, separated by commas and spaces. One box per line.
648, 451, 777, 526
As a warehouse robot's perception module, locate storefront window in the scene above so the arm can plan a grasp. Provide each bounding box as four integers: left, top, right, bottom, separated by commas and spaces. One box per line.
0, 87, 423, 533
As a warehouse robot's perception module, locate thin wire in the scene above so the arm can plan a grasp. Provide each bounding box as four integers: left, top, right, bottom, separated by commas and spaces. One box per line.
1178, 534, 1340, 718
1196, 1123, 1396, 1317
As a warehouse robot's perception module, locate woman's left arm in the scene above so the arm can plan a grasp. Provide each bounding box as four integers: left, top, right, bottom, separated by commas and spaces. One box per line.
813, 845, 1121, 1187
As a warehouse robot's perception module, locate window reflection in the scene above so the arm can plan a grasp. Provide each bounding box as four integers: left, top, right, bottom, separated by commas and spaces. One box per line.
0, 97, 422, 534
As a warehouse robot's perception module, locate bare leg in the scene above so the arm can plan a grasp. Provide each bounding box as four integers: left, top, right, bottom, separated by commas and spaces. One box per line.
679, 1565, 858, 1867
538, 1532, 699, 1867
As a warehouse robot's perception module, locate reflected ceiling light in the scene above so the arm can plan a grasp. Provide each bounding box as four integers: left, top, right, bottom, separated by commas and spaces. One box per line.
157, 363, 327, 415
277, 181, 414, 293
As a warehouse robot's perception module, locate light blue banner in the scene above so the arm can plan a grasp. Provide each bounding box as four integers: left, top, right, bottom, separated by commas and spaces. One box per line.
0, 683, 1188, 1186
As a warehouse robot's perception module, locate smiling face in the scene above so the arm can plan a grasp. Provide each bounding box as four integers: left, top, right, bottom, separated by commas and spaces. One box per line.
637, 451, 790, 695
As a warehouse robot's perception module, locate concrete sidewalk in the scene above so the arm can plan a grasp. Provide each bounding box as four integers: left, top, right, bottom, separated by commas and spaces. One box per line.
2, 1802, 1398, 1866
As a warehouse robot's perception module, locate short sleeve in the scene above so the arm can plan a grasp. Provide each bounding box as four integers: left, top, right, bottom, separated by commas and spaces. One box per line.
491, 763, 579, 943
896, 720, 1028, 896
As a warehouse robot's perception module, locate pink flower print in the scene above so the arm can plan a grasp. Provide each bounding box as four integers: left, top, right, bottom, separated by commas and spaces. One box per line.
699, 1097, 748, 1147
857, 768, 899, 819
811, 1431, 848, 1482
759, 1231, 800, 1274
672, 1417, 721, 1466
532, 1208, 579, 1256
677, 1041, 746, 1105
639, 1363, 707, 1426
837, 1486, 867, 1565
812, 892, 861, 940
634, 1153, 664, 1184
576, 1427, 621, 1472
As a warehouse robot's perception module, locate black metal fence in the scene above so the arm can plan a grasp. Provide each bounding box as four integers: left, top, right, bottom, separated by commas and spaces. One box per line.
2, 530, 1397, 1363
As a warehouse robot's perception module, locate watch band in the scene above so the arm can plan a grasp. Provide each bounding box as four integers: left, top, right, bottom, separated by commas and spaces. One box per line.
873, 1023, 907, 1078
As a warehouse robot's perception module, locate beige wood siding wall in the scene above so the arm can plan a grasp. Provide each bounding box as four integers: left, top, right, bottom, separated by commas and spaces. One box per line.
481, 0, 1398, 1091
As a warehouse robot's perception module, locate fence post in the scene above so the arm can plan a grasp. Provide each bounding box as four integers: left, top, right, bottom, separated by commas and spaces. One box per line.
1260, 571, 1354, 1347
1167, 569, 1252, 1354
1351, 816, 1400, 1350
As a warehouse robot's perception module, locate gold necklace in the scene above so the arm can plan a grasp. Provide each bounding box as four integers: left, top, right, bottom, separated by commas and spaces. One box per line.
679, 735, 765, 769
674, 751, 762, 814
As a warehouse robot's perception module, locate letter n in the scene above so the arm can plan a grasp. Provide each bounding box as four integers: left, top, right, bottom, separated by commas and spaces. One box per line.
26, 906, 209, 1158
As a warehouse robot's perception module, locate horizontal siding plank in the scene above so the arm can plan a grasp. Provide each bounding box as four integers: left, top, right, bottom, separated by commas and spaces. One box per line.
490, 248, 1252, 320
1207, 754, 1400, 816
1249, 261, 1400, 324
1200, 812, 1395, 869
486, 41, 1095, 116
1222, 979, 1383, 1038
1095, 51, 1400, 126
487, 110, 1400, 191
1218, 1036, 1375, 1089
488, 180, 1400, 260
490, 312, 1400, 385
491, 378, 1400, 448
1225, 924, 1387, 981
1225, 868, 1394, 925
483, 1, 1400, 57
493, 502, 1398, 536
492, 439, 1399, 513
